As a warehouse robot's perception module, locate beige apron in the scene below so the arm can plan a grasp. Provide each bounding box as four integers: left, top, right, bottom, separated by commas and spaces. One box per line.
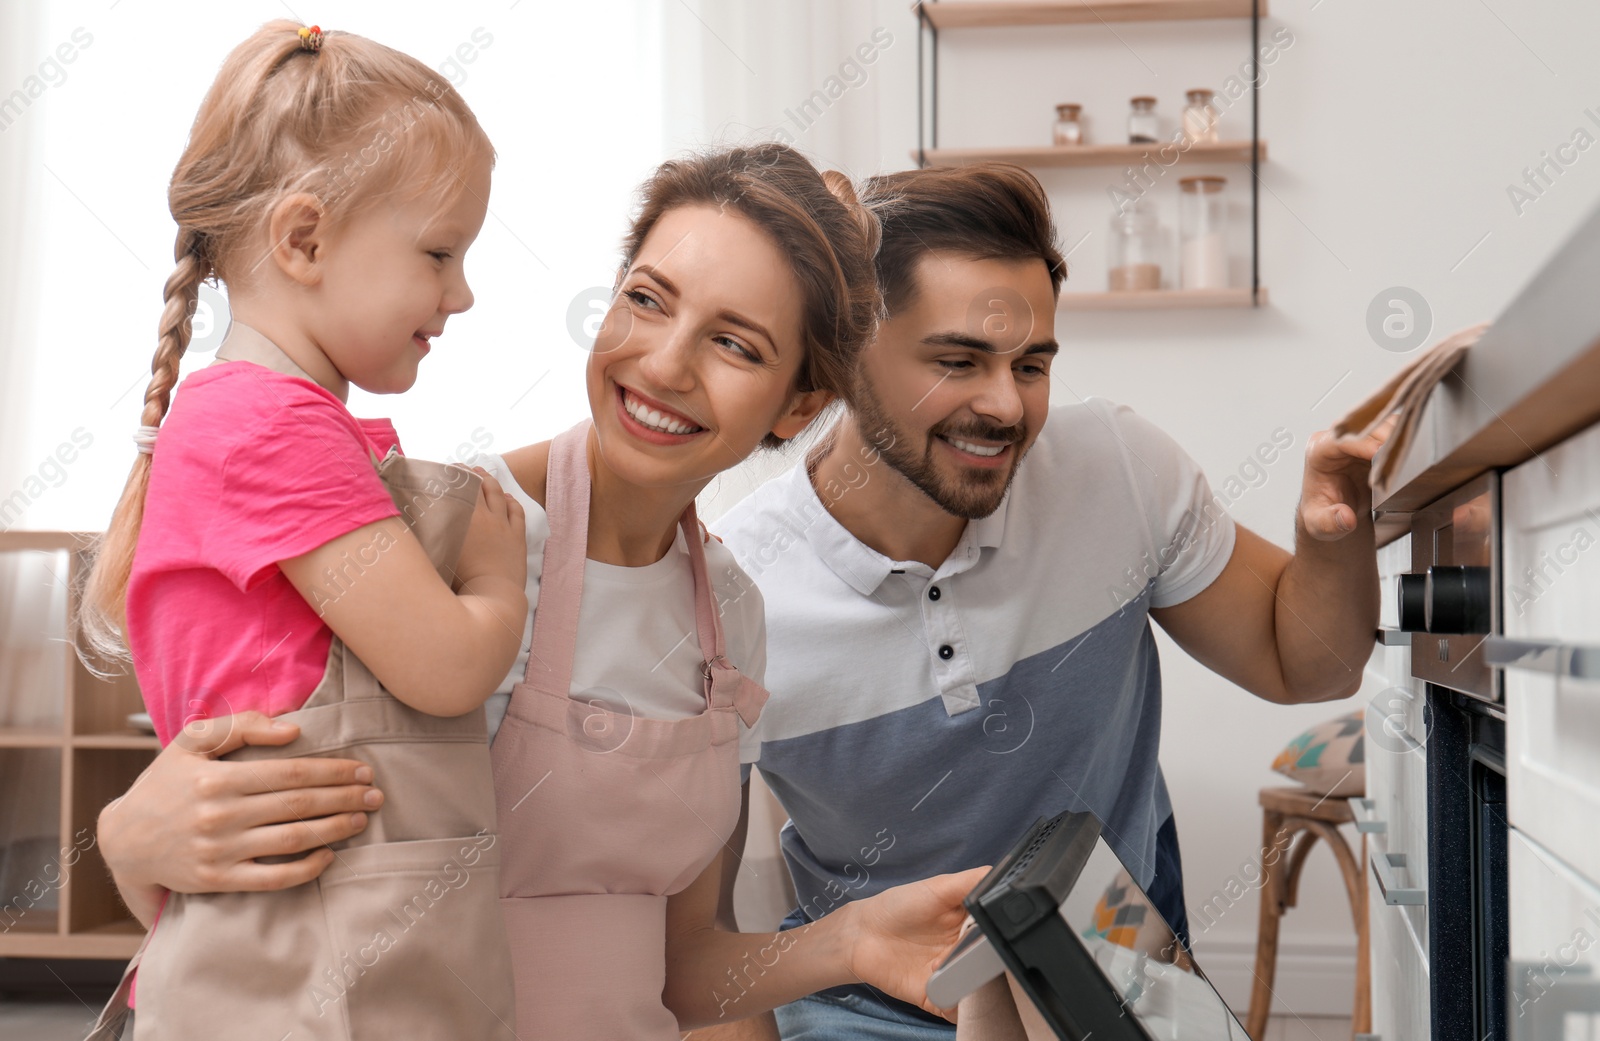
87, 326, 517, 1041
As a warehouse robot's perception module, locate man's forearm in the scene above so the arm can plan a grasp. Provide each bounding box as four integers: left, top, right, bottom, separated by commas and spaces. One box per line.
1273, 498, 1381, 700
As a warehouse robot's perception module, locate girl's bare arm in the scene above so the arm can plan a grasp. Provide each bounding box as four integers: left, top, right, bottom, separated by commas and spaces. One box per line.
278, 468, 527, 716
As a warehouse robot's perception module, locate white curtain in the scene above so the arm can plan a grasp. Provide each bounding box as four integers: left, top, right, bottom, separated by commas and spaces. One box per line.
661, 0, 911, 180
1, 3, 44, 501
0, 2, 63, 910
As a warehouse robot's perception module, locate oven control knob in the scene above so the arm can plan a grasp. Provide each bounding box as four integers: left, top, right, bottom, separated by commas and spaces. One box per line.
1424, 566, 1492, 634
1396, 574, 1429, 632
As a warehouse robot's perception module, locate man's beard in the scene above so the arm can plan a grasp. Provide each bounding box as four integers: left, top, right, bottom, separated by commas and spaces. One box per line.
850, 373, 1029, 520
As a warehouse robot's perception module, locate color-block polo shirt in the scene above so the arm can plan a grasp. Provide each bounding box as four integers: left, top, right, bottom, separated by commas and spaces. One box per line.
715, 397, 1236, 923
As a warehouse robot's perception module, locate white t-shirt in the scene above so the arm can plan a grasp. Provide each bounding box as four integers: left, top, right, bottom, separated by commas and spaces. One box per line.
715, 397, 1236, 908
472, 453, 766, 764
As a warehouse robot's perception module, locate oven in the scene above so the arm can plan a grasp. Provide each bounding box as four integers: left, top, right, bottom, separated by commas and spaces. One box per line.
1392, 472, 1509, 1041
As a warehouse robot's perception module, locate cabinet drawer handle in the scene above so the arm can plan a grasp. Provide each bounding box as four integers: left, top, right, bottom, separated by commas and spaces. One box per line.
1376, 627, 1410, 647
1351, 798, 1387, 834
1370, 851, 1425, 905
1485, 636, 1600, 679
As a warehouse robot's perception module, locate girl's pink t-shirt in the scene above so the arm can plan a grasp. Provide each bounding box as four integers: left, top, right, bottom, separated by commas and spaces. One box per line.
126, 360, 403, 746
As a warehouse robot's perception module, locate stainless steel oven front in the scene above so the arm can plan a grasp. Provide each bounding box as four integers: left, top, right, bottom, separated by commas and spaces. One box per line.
1398, 471, 1501, 702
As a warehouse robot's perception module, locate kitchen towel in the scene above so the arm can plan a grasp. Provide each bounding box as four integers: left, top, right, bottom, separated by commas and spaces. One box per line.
1333, 321, 1490, 492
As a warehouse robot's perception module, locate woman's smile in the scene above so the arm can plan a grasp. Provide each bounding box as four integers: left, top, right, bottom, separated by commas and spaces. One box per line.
615, 383, 708, 444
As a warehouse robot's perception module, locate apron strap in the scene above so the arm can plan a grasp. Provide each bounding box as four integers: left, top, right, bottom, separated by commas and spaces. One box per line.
682, 504, 769, 728
212, 322, 383, 469
521, 419, 768, 726
211, 322, 317, 382
521, 421, 592, 690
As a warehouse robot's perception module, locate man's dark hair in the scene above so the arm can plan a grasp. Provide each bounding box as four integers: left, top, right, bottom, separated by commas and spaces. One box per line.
857, 163, 1066, 316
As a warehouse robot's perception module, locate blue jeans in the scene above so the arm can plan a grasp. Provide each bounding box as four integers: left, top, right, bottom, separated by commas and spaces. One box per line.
775, 990, 954, 1040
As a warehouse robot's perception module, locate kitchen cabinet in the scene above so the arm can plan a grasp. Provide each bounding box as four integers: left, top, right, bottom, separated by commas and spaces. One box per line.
1501, 420, 1600, 886
1363, 536, 1433, 1040
1508, 827, 1600, 1038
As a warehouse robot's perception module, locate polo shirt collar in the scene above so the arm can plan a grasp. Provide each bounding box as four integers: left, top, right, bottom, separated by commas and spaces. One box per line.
788, 462, 1013, 596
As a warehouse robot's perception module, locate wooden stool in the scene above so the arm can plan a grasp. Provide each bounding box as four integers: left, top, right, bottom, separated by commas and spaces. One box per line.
1245, 786, 1371, 1041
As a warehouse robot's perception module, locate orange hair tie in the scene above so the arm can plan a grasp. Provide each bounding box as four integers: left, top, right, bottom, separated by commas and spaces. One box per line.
297, 25, 324, 52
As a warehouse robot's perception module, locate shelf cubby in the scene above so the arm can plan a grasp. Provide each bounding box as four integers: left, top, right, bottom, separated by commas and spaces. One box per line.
0, 531, 155, 960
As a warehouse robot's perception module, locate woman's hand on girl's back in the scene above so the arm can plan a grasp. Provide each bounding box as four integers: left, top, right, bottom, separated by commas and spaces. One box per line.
98, 711, 382, 927
841, 865, 993, 1022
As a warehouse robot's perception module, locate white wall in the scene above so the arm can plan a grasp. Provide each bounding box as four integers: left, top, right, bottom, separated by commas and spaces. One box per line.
666, 0, 1600, 1015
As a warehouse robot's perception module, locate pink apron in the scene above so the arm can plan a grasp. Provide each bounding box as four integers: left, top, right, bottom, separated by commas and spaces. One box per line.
490, 420, 768, 1039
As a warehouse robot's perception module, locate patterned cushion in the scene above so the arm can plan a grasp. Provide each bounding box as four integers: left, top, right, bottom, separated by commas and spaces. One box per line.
1084, 870, 1180, 960
1271, 710, 1366, 796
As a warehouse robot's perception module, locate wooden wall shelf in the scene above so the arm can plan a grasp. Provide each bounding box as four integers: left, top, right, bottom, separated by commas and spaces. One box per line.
917, 0, 1267, 30
0, 531, 154, 960
914, 0, 1269, 309
1061, 287, 1267, 310
915, 139, 1266, 169
0, 727, 63, 748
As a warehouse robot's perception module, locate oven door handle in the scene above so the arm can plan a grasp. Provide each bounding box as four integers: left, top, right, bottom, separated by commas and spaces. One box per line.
1369, 851, 1425, 905
1483, 636, 1600, 680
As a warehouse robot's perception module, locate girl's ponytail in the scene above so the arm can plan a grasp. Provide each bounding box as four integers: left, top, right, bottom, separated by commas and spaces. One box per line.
78, 232, 211, 667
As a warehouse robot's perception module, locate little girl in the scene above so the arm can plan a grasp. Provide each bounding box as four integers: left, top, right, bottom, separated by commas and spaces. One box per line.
80, 22, 527, 1040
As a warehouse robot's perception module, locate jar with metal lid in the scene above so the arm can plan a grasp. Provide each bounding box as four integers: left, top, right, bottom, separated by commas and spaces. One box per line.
1127, 96, 1159, 144
1052, 103, 1084, 146
1108, 198, 1162, 291
1182, 88, 1219, 144
1179, 176, 1229, 289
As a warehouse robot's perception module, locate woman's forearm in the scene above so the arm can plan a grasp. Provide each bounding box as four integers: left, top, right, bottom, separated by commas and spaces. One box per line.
98, 799, 164, 928
664, 906, 859, 1030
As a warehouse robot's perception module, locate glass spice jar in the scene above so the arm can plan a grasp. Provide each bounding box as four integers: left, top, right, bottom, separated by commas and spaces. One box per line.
1182, 88, 1219, 144
1052, 103, 1084, 146
1127, 96, 1159, 144
1179, 176, 1229, 290
1108, 198, 1162, 292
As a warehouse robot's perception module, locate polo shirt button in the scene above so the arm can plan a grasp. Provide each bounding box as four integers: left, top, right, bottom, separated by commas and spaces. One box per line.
938, 644, 954, 660
928, 586, 942, 601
